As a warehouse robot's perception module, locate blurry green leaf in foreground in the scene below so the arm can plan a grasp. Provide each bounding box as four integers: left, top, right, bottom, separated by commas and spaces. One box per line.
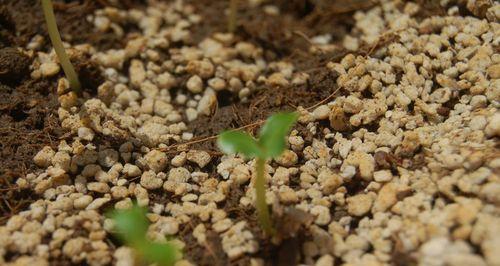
217, 130, 263, 158
140, 242, 181, 266
258, 112, 299, 158
111, 205, 148, 244
110, 205, 181, 266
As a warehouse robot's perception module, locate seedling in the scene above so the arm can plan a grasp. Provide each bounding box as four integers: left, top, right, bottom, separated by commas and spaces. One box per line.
110, 206, 181, 266
41, 0, 81, 92
228, 0, 238, 33
218, 112, 298, 235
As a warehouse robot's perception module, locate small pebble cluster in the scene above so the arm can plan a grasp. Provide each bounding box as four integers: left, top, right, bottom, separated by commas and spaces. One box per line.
1, 0, 499, 265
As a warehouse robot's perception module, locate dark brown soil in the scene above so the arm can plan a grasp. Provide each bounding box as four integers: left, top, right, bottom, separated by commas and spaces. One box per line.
0, 0, 141, 50
0, 0, 112, 224
187, 64, 342, 152
0, 47, 63, 224
187, 0, 372, 59
185, 0, 375, 152
184, 0, 404, 153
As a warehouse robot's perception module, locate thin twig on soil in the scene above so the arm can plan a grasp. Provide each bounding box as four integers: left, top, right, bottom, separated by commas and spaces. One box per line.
158, 84, 343, 153
306, 86, 342, 110
0, 186, 20, 192
292, 30, 326, 54
158, 120, 265, 152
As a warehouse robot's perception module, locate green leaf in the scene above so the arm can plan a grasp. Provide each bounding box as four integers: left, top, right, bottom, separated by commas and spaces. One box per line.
111, 206, 149, 245
258, 112, 299, 158
217, 130, 263, 158
110, 206, 181, 266
140, 242, 181, 266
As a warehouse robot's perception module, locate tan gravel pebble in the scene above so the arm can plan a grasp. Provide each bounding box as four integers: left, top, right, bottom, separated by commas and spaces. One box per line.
140, 170, 163, 190
221, 221, 258, 260
186, 150, 212, 168
311, 205, 331, 225
143, 150, 168, 173
372, 183, 400, 213
347, 194, 374, 216
312, 105, 331, 120
40, 62, 60, 77
373, 170, 393, 183
33, 146, 55, 167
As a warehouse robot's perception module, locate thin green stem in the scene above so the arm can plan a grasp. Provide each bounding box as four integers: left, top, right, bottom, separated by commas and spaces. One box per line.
228, 0, 237, 33
41, 0, 81, 92
255, 157, 274, 235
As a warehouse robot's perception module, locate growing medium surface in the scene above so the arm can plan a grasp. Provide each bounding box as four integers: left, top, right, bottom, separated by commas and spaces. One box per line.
0, 0, 499, 265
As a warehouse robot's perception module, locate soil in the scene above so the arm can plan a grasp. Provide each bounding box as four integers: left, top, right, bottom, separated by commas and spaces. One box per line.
1, 0, 486, 265
0, 46, 63, 224
0, 0, 351, 256
0, 0, 111, 224
178, 1, 453, 263
185, 0, 374, 152
179, 1, 373, 264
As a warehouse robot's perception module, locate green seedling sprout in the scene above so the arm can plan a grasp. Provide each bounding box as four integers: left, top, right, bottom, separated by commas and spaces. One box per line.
228, 0, 238, 33
41, 0, 81, 92
218, 112, 299, 235
110, 205, 181, 266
